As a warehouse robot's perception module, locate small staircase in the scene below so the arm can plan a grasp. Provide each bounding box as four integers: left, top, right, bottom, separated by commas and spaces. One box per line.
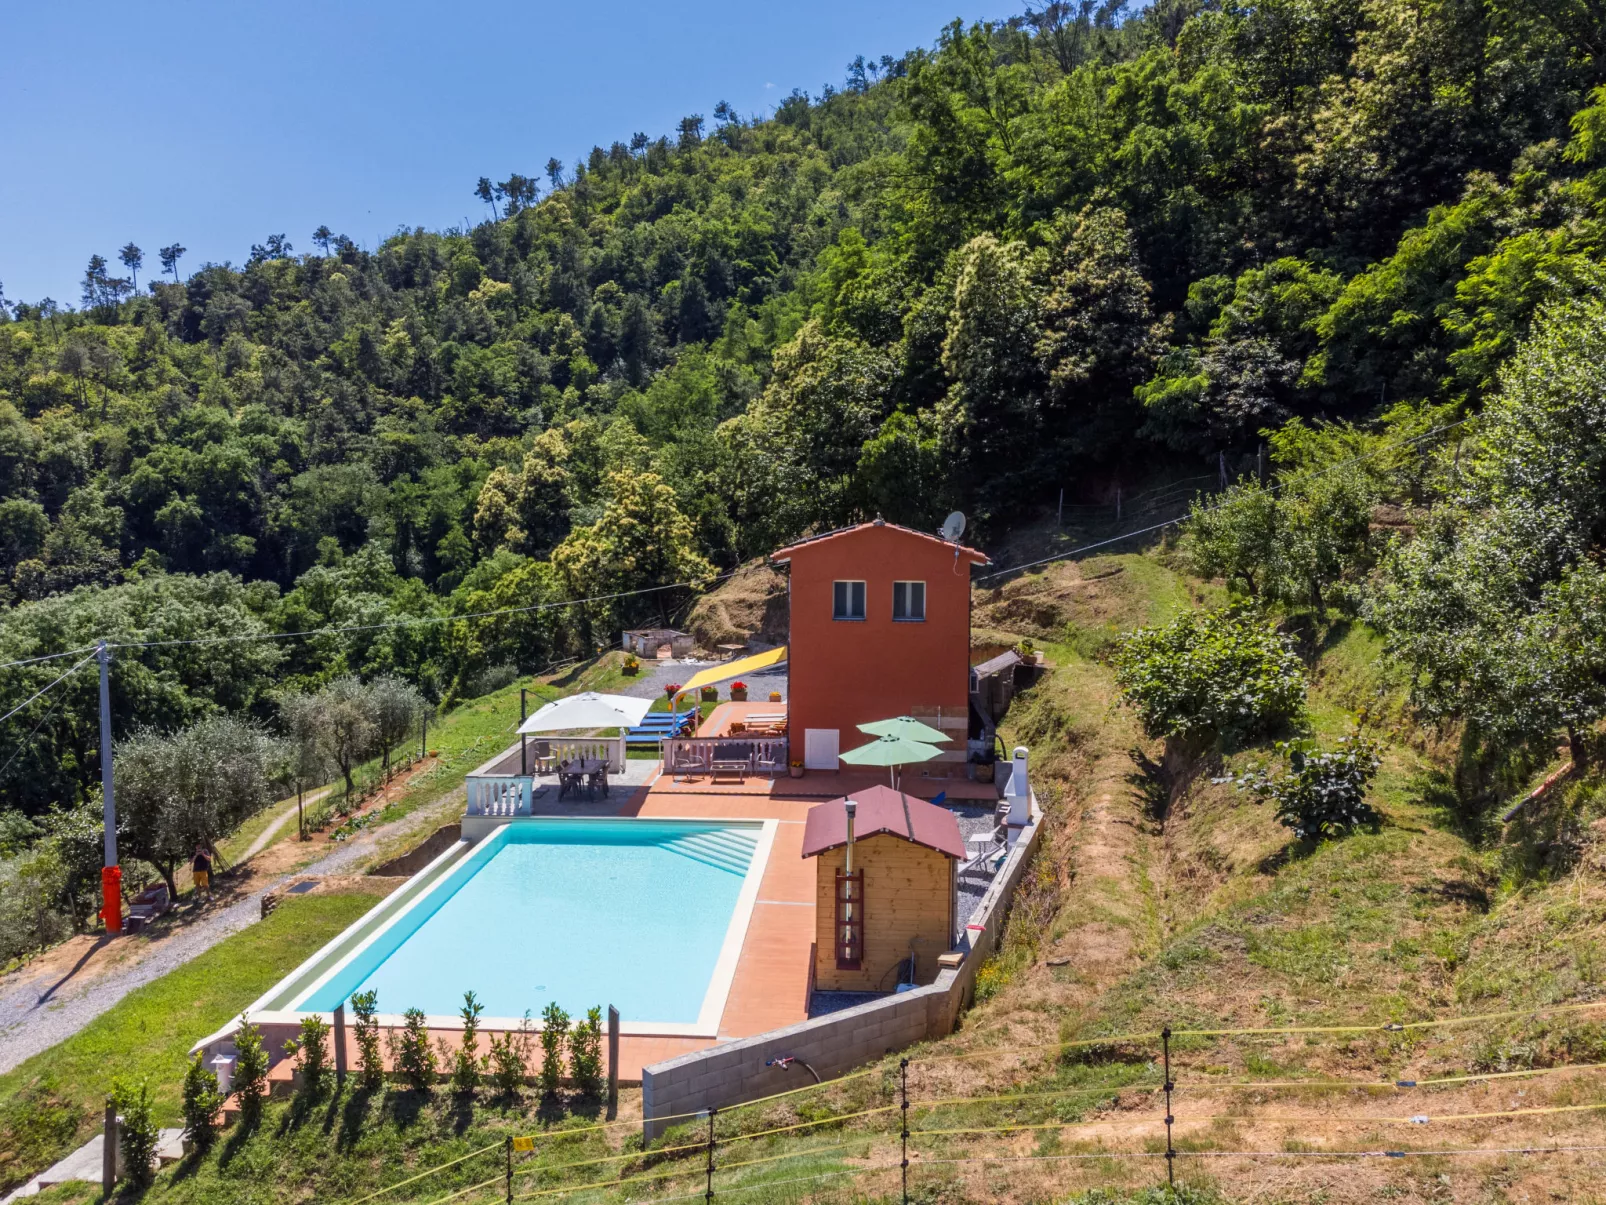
660, 828, 758, 875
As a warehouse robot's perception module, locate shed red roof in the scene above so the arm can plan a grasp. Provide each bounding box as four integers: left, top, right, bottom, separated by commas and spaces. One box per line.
800, 785, 966, 860
770, 520, 989, 566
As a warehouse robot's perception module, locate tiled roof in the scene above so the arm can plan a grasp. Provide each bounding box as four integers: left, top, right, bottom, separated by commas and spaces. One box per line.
769, 519, 989, 565
800, 785, 967, 860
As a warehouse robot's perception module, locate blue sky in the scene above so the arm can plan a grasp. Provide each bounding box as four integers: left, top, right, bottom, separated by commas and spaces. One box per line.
0, 1, 1022, 306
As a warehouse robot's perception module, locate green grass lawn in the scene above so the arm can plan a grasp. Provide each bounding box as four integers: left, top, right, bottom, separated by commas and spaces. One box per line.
215, 790, 318, 867
0, 894, 376, 1194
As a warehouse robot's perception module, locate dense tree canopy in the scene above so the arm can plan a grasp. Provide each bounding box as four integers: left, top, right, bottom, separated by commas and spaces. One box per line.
4, 0, 1606, 825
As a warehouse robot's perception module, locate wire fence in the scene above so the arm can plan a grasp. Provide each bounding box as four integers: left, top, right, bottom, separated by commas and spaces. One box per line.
344, 998, 1606, 1205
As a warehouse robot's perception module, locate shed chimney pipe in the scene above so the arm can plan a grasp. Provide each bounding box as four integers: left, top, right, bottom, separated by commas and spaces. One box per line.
844, 799, 856, 874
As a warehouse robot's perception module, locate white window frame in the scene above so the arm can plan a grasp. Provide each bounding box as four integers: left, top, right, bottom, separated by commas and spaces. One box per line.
832, 580, 866, 621
892, 580, 926, 622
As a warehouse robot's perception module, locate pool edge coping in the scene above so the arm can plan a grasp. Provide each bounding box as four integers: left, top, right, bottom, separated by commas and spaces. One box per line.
198, 815, 779, 1051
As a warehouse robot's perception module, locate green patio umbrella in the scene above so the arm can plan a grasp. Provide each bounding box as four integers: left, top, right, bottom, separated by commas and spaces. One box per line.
839, 733, 943, 787
857, 715, 949, 744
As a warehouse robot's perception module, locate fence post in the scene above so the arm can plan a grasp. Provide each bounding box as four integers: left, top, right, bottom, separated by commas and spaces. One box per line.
334, 1001, 347, 1086
900, 1057, 910, 1205
705, 1107, 717, 1205
607, 1005, 620, 1121
506, 1134, 513, 1204
102, 1098, 118, 1195
1162, 1026, 1175, 1189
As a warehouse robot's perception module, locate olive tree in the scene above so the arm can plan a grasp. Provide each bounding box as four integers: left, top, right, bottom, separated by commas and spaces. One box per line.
279, 692, 334, 839
370, 675, 428, 776
315, 676, 378, 798
115, 715, 285, 898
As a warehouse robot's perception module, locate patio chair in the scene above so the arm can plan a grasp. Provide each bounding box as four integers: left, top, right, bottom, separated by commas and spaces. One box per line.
754, 744, 785, 777
533, 740, 556, 774
587, 767, 609, 798
557, 762, 587, 801
671, 744, 708, 782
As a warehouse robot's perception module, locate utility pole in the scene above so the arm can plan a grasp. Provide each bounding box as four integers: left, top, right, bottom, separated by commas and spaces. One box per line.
98, 640, 122, 934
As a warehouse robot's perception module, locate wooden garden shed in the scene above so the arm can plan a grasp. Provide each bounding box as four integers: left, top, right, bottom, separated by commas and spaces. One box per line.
801, 786, 965, 992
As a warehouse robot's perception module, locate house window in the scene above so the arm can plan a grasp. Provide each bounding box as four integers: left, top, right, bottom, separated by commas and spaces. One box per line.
832, 580, 866, 620
892, 581, 926, 622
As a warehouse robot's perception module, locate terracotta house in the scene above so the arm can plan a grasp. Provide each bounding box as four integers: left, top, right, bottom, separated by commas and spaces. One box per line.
801, 786, 966, 991
770, 521, 989, 770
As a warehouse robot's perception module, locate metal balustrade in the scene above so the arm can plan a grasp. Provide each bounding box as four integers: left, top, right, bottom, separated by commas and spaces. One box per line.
664, 736, 789, 781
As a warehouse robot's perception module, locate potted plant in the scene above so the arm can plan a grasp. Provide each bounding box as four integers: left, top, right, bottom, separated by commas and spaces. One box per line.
769, 690, 782, 702
622, 654, 640, 676
730, 680, 748, 702
789, 760, 805, 779
700, 685, 719, 703
664, 683, 681, 704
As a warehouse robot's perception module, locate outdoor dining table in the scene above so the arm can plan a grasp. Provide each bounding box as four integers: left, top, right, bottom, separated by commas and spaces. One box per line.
557, 759, 607, 801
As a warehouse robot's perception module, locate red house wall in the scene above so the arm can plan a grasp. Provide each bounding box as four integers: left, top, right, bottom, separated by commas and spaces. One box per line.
777, 524, 983, 767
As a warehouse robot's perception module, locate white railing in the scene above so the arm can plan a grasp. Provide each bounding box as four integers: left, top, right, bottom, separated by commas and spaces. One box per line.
546, 737, 626, 772
466, 775, 535, 816
664, 736, 789, 781
471, 736, 627, 778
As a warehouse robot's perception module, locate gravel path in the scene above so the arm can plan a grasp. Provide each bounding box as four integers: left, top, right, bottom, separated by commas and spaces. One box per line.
237, 786, 333, 863
0, 660, 786, 1075
0, 791, 452, 1075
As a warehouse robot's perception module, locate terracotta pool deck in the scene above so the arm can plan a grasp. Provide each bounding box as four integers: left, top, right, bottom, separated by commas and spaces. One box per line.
503, 762, 1000, 1080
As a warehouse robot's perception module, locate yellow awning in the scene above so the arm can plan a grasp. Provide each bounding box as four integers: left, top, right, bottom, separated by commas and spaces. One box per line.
678, 646, 787, 696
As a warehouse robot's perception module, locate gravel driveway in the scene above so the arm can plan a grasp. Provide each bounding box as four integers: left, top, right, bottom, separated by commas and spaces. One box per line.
0, 796, 449, 1075
0, 656, 787, 1074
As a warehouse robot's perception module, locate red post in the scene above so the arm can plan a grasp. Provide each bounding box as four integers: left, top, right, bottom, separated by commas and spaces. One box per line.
101, 865, 123, 934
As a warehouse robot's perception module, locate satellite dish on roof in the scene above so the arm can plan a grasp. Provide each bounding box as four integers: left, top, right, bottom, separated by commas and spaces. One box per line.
940, 511, 967, 543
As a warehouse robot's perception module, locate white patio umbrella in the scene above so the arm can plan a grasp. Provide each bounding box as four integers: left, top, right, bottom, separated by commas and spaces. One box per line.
517, 691, 652, 734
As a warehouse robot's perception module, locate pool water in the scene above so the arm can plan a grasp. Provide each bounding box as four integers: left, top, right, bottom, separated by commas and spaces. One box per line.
300, 820, 761, 1025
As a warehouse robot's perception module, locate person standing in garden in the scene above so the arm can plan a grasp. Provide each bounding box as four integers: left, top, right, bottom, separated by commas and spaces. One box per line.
191, 844, 212, 900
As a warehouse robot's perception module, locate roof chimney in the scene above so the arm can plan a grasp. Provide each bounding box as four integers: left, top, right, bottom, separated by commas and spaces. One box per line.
844, 799, 857, 873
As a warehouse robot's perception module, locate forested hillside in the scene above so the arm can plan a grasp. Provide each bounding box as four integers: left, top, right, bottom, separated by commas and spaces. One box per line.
3, 0, 1606, 840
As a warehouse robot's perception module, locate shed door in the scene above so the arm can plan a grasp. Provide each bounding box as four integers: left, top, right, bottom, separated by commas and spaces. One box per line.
804, 728, 840, 770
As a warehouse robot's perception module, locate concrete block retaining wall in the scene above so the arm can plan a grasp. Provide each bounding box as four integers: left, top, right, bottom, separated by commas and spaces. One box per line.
641, 798, 1045, 1138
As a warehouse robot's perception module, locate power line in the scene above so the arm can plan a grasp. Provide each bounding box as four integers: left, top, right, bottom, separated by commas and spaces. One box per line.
111, 571, 741, 652
976, 416, 1472, 583
0, 665, 81, 782
0, 652, 96, 728
0, 645, 101, 672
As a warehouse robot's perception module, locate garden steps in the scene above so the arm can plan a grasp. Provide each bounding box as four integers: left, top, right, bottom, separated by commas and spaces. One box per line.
0, 1129, 184, 1201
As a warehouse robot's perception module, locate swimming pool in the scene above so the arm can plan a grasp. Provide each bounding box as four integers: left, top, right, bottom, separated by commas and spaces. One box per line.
291, 818, 773, 1032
